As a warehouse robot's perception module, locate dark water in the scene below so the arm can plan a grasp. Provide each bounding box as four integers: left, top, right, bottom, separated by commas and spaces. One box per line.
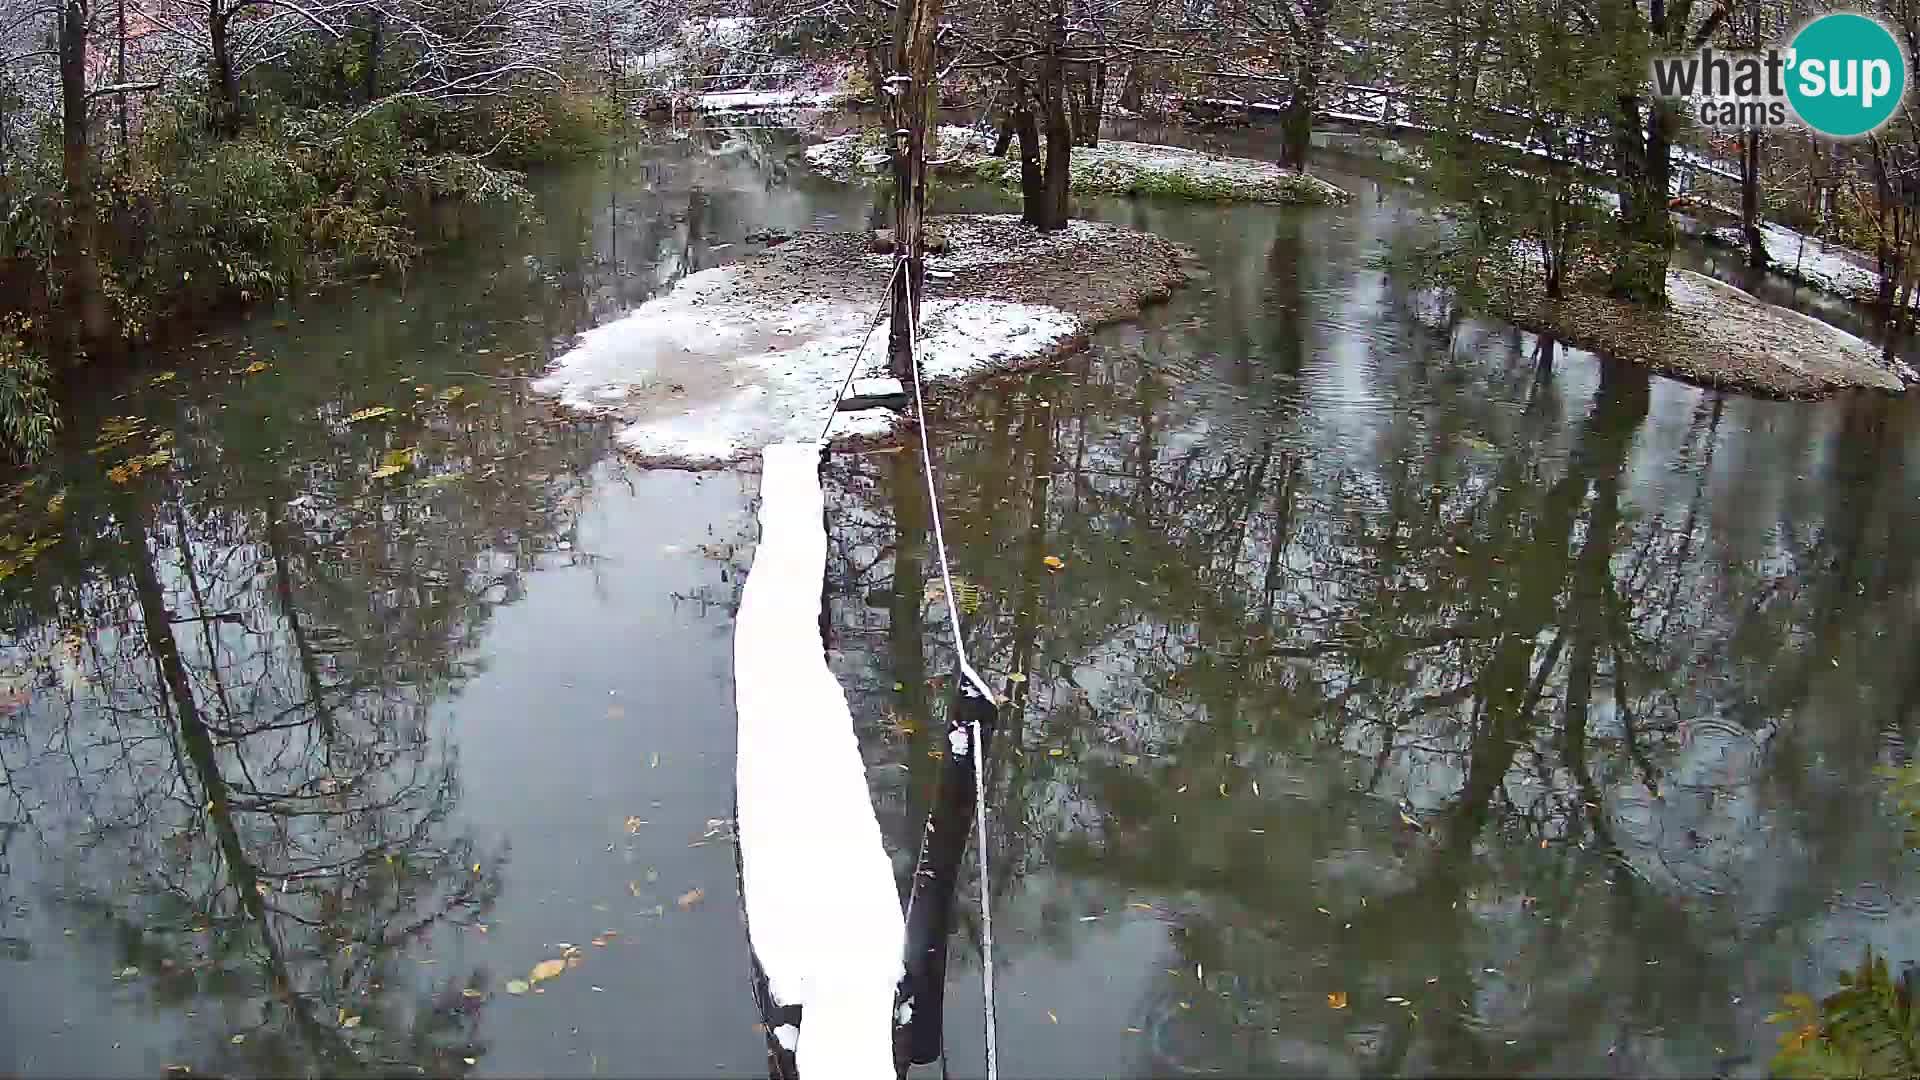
3, 125, 1916, 1078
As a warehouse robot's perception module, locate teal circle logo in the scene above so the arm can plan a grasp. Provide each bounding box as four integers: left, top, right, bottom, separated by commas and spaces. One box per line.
1787, 13, 1906, 137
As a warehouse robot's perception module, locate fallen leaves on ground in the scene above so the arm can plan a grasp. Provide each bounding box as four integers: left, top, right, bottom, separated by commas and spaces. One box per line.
371, 447, 416, 480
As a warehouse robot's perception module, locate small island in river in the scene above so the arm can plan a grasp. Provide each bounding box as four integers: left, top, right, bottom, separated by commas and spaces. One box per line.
535, 214, 1188, 466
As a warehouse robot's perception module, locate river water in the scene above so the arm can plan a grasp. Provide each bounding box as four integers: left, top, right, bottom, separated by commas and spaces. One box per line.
2, 123, 1916, 1078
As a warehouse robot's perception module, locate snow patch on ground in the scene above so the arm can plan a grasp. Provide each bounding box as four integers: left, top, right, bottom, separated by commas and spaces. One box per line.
1710, 221, 1896, 306
696, 88, 845, 112
533, 262, 1078, 466
735, 442, 903, 1079
804, 126, 1349, 203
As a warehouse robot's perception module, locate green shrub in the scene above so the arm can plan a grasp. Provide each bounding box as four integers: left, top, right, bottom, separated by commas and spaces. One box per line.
0, 323, 57, 463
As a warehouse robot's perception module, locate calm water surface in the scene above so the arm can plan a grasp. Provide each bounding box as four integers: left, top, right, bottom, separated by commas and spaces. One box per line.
2, 124, 1916, 1078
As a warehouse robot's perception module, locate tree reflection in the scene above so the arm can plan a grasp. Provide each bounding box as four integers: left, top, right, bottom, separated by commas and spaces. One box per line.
826, 203, 1920, 1074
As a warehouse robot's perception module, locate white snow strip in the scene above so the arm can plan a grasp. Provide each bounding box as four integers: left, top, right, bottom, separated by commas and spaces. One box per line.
534, 262, 1079, 465
850, 377, 904, 397
735, 442, 904, 1080
696, 88, 843, 112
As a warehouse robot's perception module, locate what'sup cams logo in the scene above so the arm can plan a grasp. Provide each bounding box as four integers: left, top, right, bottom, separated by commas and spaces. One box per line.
1651, 12, 1908, 137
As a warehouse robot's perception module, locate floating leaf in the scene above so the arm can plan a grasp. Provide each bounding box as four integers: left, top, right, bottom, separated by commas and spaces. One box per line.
347, 406, 394, 423
436, 386, 466, 402
150, 371, 178, 385
461, 988, 483, 999
1327, 991, 1348, 1009
243, 361, 270, 375
1007, 672, 1027, 684
230, 1034, 246, 1045
1048, 748, 1065, 757
677, 888, 706, 910
1042, 555, 1066, 571
529, 958, 567, 984
341, 1015, 362, 1029
506, 979, 530, 995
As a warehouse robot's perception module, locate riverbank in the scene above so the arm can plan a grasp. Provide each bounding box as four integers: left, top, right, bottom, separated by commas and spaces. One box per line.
534, 214, 1188, 466
803, 126, 1350, 204
1484, 261, 1909, 399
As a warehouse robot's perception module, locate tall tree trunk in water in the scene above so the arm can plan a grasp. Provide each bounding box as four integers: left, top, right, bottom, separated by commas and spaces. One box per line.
1090, 60, 1105, 146
1035, 8, 1072, 232
885, 0, 943, 380
58, 0, 109, 349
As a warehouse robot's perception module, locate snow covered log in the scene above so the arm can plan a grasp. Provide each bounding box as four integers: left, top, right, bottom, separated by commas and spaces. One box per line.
735, 441, 904, 1079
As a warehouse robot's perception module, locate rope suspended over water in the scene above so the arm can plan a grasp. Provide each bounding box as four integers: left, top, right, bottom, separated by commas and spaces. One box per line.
900, 263, 1001, 1080
816, 251, 1003, 1080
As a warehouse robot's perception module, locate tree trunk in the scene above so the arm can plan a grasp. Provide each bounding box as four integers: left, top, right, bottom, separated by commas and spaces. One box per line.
1014, 80, 1044, 227
993, 110, 1014, 157
1280, 9, 1327, 171
58, 0, 109, 349
1608, 95, 1673, 307
363, 11, 383, 102
886, 0, 943, 381
1741, 128, 1767, 270
1089, 59, 1105, 146
115, 0, 128, 155
1118, 62, 1144, 111
210, 9, 241, 134
1035, 14, 1072, 232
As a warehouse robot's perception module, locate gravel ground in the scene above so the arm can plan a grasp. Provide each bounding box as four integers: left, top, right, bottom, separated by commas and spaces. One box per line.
1488, 265, 1909, 400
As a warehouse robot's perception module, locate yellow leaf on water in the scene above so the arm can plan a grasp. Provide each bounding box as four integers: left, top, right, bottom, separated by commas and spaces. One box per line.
1048, 1010, 1059, 1024
461, 988, 483, 999
151, 371, 178, 385
529, 958, 567, 984
677, 888, 706, 910
370, 464, 406, 480
347, 406, 393, 423
1007, 672, 1027, 684
506, 979, 530, 995
230, 1034, 245, 1045
436, 386, 465, 402
341, 1015, 362, 1029
243, 361, 269, 375
1042, 555, 1065, 571
1048, 748, 1065, 757
1327, 991, 1348, 1009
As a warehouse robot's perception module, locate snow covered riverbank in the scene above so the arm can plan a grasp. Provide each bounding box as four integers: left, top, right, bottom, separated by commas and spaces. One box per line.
1485, 261, 1909, 399
534, 215, 1188, 466
804, 126, 1350, 204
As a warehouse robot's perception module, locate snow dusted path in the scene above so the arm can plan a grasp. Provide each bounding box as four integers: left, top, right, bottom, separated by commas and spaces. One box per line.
734, 442, 903, 1079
